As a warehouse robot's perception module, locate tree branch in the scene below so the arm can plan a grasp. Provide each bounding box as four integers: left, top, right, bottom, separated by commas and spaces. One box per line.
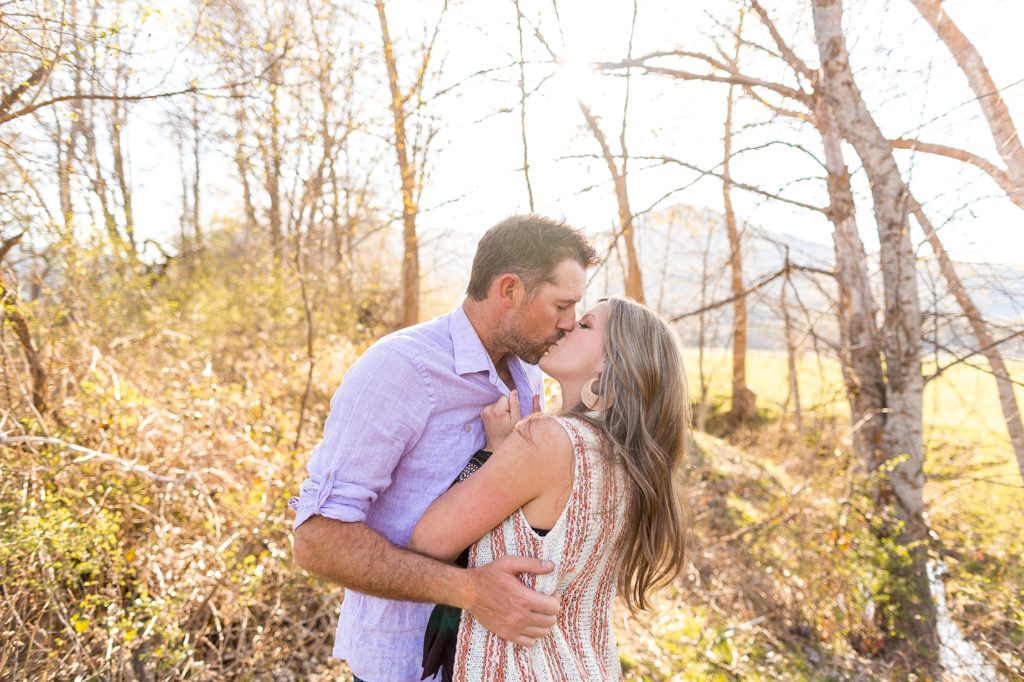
644, 154, 827, 213
669, 263, 789, 322
596, 58, 811, 105
891, 137, 1022, 210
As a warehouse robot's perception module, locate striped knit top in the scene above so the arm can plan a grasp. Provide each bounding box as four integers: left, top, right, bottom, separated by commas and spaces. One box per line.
454, 415, 628, 681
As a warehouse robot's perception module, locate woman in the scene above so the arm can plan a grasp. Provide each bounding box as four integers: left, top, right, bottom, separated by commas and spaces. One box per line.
409, 296, 690, 680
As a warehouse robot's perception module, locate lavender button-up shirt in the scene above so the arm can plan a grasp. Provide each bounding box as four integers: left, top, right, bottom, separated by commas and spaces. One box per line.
289, 305, 543, 681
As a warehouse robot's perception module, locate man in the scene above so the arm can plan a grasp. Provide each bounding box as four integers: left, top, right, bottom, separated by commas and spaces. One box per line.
291, 215, 598, 681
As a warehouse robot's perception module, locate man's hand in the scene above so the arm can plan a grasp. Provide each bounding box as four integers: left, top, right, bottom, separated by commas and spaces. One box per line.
463, 556, 560, 647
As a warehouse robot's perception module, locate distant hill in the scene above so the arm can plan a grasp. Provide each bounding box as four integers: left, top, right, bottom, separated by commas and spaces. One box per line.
590, 205, 1024, 355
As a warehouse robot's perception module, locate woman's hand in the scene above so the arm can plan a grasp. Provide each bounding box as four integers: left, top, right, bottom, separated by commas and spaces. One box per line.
481, 390, 541, 452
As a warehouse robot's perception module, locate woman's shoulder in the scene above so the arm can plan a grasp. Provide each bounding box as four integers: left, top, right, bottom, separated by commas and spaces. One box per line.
514, 413, 574, 451
517, 413, 603, 454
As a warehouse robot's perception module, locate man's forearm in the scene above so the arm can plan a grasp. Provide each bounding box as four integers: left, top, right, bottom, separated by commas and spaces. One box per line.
293, 515, 475, 608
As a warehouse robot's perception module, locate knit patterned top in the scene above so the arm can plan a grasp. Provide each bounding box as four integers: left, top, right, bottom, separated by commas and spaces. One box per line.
453, 415, 628, 681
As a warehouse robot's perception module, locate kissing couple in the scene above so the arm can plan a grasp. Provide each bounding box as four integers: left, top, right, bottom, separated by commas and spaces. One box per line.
291, 214, 690, 681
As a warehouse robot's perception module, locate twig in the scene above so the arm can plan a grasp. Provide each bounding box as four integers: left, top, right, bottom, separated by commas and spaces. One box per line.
1, 434, 196, 485
669, 264, 789, 322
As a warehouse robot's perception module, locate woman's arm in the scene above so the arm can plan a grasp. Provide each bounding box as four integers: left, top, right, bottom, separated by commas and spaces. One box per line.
409, 416, 573, 562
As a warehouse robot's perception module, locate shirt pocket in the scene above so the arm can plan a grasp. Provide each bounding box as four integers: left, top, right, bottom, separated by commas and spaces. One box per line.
405, 420, 485, 484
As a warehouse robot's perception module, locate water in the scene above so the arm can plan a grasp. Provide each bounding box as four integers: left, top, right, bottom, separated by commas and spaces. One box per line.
927, 561, 1002, 681
861, 562, 1002, 679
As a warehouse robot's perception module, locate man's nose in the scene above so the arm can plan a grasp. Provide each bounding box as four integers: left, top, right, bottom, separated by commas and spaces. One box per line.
557, 309, 576, 332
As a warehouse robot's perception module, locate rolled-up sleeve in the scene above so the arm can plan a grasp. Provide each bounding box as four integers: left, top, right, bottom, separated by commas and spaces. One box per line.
289, 345, 432, 530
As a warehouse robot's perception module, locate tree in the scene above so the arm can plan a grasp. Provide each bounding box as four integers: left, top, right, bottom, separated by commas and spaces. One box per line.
528, 4, 645, 303
599, 0, 943, 658
911, 198, 1024, 484
577, 101, 645, 304
722, 7, 756, 426
375, 0, 448, 328
811, 0, 938, 662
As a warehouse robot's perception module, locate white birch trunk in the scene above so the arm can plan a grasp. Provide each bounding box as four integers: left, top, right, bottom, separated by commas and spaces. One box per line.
816, 100, 887, 464
812, 0, 938, 660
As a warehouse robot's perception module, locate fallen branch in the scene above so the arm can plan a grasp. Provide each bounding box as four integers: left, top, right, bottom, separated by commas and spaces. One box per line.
2, 434, 198, 485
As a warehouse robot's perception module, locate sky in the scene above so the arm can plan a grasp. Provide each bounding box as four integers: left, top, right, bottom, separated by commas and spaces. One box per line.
104, 0, 1024, 293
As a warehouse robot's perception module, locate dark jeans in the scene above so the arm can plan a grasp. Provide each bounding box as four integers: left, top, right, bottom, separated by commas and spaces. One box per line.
352, 677, 368, 682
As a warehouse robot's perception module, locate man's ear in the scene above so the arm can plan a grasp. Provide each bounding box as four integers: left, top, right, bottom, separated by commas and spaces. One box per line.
494, 273, 521, 308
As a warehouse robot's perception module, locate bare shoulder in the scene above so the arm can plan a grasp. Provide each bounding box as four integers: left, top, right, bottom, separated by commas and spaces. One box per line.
512, 414, 575, 463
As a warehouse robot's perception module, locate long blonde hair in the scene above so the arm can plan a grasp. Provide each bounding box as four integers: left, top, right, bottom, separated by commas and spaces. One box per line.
574, 296, 691, 611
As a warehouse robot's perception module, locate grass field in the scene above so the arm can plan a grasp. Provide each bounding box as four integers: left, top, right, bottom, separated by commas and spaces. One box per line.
634, 347, 1024, 679
3, 312, 1021, 680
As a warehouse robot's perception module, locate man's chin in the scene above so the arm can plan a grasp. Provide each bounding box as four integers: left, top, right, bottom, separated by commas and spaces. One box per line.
519, 349, 546, 365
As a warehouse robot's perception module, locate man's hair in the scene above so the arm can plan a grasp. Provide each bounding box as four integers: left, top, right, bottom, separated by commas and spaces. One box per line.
466, 215, 598, 300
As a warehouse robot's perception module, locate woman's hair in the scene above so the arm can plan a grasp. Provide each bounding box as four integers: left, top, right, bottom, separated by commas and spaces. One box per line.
575, 296, 691, 612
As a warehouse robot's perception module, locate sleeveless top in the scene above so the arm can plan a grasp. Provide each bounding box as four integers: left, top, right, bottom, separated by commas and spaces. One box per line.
453, 415, 629, 681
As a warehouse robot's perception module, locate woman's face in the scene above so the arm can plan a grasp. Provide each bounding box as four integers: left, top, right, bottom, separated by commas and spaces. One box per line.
538, 300, 608, 382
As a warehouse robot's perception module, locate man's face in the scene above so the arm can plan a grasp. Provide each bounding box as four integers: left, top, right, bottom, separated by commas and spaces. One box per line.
498, 259, 586, 364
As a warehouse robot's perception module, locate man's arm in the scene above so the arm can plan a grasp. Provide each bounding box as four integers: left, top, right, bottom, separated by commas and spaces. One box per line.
290, 344, 558, 645
292, 516, 558, 647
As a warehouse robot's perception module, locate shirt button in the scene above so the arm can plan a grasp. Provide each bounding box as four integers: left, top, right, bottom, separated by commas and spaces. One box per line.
464, 424, 471, 432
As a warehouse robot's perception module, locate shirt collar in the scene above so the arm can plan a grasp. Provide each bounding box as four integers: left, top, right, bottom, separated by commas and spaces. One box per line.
450, 305, 535, 396
450, 304, 494, 376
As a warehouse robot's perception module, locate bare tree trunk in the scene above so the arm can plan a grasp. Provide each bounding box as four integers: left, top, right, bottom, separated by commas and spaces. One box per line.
696, 216, 714, 433
177, 129, 192, 256
574, 3, 643, 303
723, 8, 755, 426
908, 0, 1024, 206
513, 0, 535, 211
191, 95, 202, 248
292, 214, 315, 451
61, 0, 83, 236
232, 89, 259, 234
748, 0, 890, 547
618, 1, 642, 305
55, 110, 75, 233
910, 197, 1024, 482
110, 83, 135, 253
816, 99, 888, 464
81, 104, 125, 254
812, 0, 938, 663
781, 269, 803, 434
335, 42, 360, 282
0, 238, 48, 419
376, 0, 421, 327
264, 58, 284, 258
578, 103, 644, 303
79, 0, 128, 257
